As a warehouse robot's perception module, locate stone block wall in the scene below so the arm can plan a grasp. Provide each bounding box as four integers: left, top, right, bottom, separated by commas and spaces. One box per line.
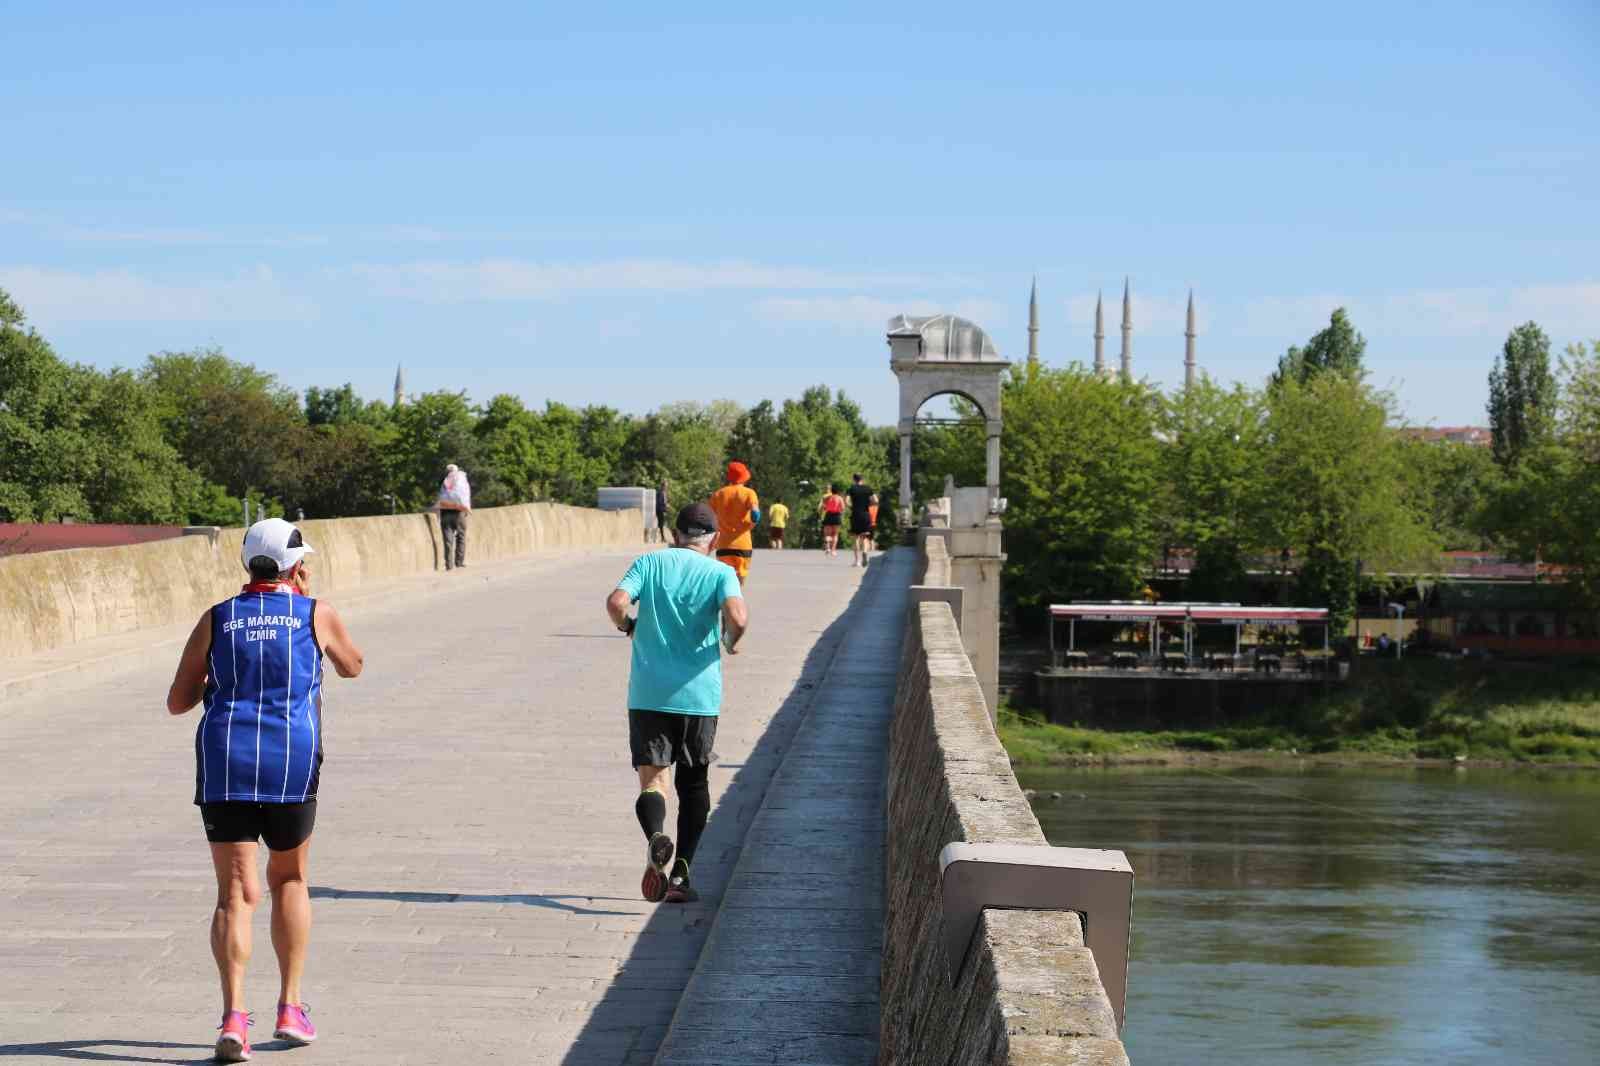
0, 503, 640, 661
881, 595, 1128, 1065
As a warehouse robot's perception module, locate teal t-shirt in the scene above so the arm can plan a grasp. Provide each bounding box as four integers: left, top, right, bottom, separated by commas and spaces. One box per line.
617, 549, 743, 716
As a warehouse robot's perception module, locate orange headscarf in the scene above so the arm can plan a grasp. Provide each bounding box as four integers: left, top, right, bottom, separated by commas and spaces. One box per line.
726, 461, 751, 485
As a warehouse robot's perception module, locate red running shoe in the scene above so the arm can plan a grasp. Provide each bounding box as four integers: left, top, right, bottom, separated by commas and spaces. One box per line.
274, 1001, 316, 1045
214, 1009, 251, 1062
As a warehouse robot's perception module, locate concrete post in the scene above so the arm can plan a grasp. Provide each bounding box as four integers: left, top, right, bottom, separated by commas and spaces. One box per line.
985, 420, 1002, 505
898, 422, 914, 524
949, 523, 1005, 721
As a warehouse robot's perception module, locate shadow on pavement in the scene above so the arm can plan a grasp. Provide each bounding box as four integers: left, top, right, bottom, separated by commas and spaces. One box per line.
309, 886, 635, 916
559, 560, 889, 1066
0, 1039, 216, 1065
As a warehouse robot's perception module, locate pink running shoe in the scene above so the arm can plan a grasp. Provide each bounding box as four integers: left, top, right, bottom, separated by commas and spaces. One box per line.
214, 1010, 252, 1062
274, 1002, 317, 1045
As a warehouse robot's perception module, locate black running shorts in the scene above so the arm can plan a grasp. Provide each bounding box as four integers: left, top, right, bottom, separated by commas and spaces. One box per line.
822, 513, 842, 527
849, 515, 873, 535
201, 801, 317, 851
629, 709, 718, 769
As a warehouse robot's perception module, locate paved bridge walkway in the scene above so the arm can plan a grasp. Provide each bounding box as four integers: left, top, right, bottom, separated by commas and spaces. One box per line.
0, 547, 909, 1065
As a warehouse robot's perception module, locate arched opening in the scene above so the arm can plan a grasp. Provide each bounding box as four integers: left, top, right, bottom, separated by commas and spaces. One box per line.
909, 392, 988, 504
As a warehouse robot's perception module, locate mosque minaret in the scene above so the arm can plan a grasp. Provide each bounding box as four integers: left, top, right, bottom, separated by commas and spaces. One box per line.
1120, 278, 1134, 383
1027, 276, 1040, 367
1184, 290, 1197, 389
1022, 279, 1197, 386
1093, 291, 1106, 375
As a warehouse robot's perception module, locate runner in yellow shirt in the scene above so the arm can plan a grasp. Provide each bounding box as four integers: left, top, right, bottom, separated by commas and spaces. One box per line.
767, 501, 790, 549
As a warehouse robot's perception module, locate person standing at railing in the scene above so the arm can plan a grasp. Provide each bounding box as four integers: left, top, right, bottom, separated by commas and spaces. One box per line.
437, 463, 472, 570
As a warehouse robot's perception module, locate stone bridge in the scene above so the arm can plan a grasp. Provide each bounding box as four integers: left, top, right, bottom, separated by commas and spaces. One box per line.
0, 506, 1127, 1065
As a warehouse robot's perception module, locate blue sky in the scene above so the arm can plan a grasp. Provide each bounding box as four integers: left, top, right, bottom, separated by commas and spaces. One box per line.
2, 1, 1596, 426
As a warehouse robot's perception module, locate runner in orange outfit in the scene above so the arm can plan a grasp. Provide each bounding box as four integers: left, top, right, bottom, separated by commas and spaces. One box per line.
708, 461, 760, 586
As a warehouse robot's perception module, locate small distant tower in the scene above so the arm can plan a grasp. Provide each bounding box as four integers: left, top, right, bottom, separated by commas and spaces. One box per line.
393, 364, 405, 407
1120, 277, 1134, 383
1093, 291, 1106, 375
1184, 290, 1197, 390
1026, 276, 1040, 367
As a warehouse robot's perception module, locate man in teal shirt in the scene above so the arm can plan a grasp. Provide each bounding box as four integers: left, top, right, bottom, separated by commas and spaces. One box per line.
606, 503, 748, 903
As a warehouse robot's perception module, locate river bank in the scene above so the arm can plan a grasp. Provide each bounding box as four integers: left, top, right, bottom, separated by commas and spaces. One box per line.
1001, 657, 1600, 767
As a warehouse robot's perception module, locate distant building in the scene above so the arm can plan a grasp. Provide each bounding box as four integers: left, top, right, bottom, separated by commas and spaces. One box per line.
1402, 426, 1493, 446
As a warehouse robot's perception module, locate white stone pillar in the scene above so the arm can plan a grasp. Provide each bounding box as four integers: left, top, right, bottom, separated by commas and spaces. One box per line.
985, 420, 1002, 504
899, 421, 914, 521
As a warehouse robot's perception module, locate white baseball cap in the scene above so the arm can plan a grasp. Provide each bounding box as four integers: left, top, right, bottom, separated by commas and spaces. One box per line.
241, 517, 314, 573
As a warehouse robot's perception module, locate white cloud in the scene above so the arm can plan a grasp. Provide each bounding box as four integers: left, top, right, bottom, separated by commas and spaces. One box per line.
753, 295, 1009, 333
0, 265, 317, 325
345, 258, 962, 302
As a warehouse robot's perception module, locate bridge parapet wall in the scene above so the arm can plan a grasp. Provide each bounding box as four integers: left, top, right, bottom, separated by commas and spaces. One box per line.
882, 558, 1128, 1064
0, 503, 640, 662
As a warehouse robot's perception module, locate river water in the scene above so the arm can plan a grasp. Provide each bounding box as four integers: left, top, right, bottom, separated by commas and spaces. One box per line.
1018, 765, 1600, 1065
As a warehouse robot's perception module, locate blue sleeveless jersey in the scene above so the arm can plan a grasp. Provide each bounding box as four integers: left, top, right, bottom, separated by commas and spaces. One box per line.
194, 590, 324, 805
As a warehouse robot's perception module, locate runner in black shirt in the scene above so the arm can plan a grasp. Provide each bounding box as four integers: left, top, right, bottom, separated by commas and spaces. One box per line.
846, 474, 875, 568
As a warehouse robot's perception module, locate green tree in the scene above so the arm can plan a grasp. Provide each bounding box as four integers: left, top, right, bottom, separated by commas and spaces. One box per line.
1272, 307, 1368, 387
1396, 435, 1499, 550
1486, 321, 1556, 469
723, 388, 890, 548
305, 383, 390, 428
389, 391, 482, 510
297, 421, 395, 518
1494, 340, 1600, 606
139, 348, 311, 513
1001, 365, 1164, 615
1259, 375, 1436, 629
0, 289, 215, 524
1159, 377, 1269, 602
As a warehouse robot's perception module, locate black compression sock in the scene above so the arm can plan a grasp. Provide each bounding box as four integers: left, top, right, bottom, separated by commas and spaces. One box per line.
635, 788, 667, 840
674, 767, 711, 868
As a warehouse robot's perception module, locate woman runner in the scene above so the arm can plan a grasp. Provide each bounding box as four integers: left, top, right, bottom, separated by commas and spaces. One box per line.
167, 518, 364, 1062
818, 484, 845, 557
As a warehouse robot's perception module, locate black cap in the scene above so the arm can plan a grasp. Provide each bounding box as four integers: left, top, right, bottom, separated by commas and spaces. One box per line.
676, 503, 718, 536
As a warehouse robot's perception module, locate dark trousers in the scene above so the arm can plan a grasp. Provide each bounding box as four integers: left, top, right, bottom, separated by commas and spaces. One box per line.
440, 509, 468, 568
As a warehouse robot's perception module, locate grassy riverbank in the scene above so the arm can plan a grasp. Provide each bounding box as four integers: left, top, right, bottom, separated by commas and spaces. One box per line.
1001, 658, 1600, 766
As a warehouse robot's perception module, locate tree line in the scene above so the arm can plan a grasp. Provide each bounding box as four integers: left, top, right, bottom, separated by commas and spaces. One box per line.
3, 286, 1596, 624
0, 287, 892, 545
922, 308, 1600, 628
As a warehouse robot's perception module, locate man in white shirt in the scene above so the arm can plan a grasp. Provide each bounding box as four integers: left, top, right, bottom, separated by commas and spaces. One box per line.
438, 463, 472, 569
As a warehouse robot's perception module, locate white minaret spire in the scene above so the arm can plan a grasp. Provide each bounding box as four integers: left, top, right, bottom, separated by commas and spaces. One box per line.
1093, 290, 1105, 375
1027, 275, 1039, 366
1184, 290, 1197, 389
1120, 277, 1133, 382
394, 363, 405, 407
